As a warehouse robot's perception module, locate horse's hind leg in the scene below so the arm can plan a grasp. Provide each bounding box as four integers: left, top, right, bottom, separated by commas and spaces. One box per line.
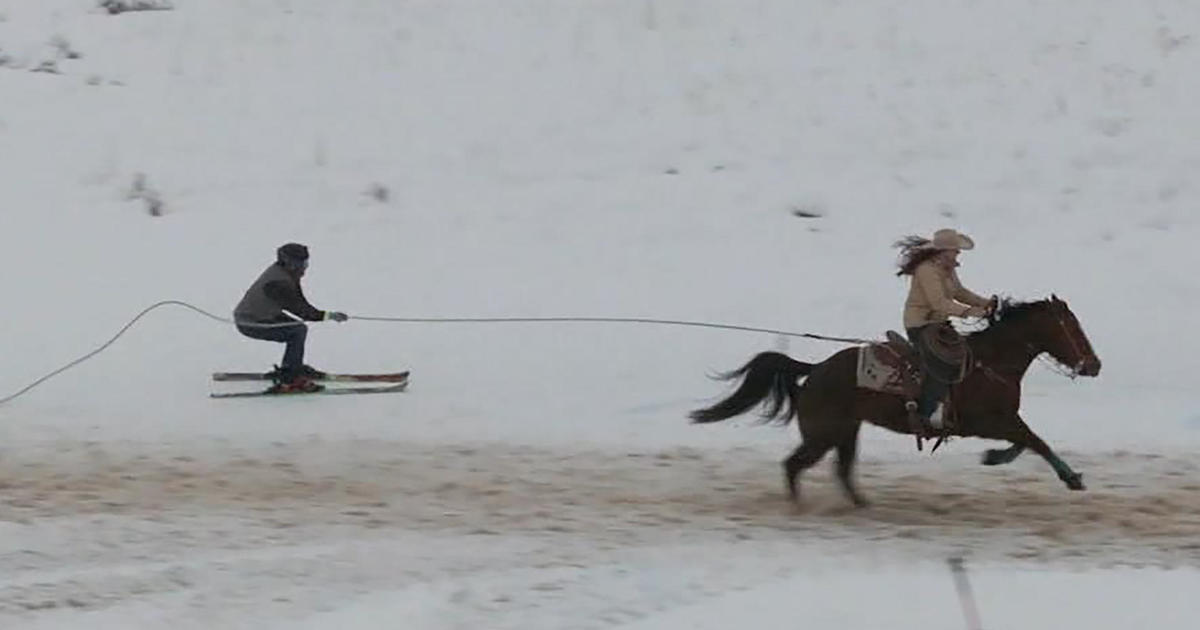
782, 439, 832, 502
834, 421, 868, 507
981, 444, 1026, 466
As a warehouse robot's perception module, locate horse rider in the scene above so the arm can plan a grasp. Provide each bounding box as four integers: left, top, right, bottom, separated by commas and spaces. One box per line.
895, 228, 996, 436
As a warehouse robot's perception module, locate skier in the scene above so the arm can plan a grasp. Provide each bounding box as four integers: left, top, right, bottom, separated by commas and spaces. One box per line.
233, 243, 348, 392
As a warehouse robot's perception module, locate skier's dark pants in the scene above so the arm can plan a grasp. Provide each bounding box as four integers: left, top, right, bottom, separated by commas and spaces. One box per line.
237, 319, 307, 376
907, 324, 949, 419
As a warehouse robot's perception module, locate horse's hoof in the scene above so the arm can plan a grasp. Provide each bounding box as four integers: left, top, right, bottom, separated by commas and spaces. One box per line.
981, 449, 1006, 466
1064, 473, 1085, 491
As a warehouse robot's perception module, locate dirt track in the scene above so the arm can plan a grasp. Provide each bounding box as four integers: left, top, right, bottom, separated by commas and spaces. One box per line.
2, 439, 1197, 566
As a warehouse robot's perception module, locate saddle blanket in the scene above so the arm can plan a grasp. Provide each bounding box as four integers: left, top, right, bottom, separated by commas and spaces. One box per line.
855, 343, 918, 397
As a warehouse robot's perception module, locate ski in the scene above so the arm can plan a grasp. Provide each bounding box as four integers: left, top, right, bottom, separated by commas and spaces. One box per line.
212, 370, 410, 383
210, 381, 407, 399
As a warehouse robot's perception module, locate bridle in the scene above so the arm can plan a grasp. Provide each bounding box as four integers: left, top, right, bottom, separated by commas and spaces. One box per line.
1043, 308, 1095, 379
973, 304, 1094, 385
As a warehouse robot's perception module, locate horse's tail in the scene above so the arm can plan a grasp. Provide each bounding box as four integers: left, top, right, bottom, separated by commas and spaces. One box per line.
689, 351, 813, 425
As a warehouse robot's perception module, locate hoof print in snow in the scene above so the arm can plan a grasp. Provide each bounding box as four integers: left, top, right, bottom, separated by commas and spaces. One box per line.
127, 173, 166, 217
1092, 117, 1132, 138
100, 0, 175, 15
790, 205, 823, 219
365, 183, 390, 203
30, 60, 60, 74
50, 35, 82, 61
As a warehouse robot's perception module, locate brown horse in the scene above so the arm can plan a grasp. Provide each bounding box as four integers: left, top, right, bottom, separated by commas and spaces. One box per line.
690, 296, 1101, 507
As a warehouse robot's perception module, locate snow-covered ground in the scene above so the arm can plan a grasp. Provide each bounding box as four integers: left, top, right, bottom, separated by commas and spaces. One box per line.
1, 0, 1198, 627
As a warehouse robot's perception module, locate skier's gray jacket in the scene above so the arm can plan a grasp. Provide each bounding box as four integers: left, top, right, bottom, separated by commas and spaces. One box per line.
234, 263, 326, 323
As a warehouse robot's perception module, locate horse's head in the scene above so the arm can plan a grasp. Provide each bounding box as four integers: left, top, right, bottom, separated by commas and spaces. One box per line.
994, 295, 1101, 377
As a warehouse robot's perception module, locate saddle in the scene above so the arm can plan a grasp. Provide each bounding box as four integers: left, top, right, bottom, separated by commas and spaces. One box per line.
885, 330, 918, 362
857, 326, 971, 450
858, 327, 970, 391
856, 332, 921, 398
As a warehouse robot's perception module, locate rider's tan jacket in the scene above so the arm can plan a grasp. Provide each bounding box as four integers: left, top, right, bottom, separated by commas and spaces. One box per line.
904, 260, 990, 329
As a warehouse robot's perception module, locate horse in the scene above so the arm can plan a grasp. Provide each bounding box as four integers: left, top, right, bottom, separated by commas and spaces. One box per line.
689, 296, 1101, 507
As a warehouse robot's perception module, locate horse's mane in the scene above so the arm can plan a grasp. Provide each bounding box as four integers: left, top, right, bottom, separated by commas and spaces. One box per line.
966, 297, 1052, 339
996, 298, 1052, 320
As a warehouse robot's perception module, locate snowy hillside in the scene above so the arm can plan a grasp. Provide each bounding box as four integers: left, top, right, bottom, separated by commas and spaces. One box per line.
1, 1, 1198, 628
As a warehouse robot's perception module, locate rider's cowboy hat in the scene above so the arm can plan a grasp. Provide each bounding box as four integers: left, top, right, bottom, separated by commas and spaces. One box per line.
929, 228, 975, 251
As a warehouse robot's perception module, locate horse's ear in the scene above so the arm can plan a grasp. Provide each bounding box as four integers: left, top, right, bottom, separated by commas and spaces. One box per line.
1051, 293, 1060, 303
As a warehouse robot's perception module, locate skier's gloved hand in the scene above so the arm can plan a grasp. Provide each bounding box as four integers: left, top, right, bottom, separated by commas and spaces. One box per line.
326, 311, 349, 322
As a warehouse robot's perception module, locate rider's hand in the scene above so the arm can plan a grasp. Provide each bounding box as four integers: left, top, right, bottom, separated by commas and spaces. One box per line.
326, 311, 349, 322
964, 306, 989, 318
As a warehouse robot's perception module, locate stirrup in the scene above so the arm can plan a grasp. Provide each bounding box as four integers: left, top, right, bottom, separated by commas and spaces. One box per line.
905, 402, 934, 451
924, 404, 954, 453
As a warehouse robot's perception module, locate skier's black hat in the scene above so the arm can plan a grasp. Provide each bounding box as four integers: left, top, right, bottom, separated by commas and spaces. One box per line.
276, 243, 309, 265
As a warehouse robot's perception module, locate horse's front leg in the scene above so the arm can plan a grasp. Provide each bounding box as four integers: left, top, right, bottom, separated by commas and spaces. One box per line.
1007, 415, 1085, 490
981, 444, 1025, 466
